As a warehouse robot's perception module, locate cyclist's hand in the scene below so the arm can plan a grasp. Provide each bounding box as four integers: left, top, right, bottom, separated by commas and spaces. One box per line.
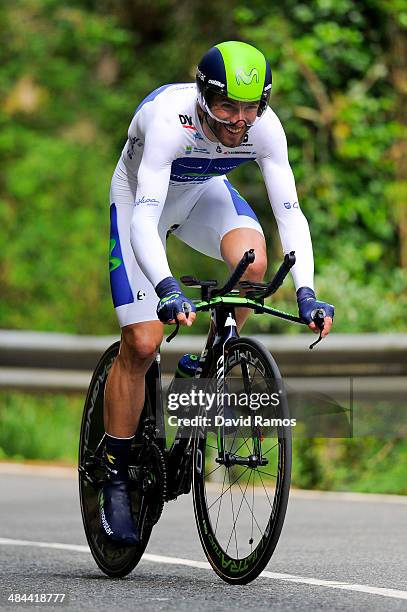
156, 276, 196, 327
296, 287, 334, 338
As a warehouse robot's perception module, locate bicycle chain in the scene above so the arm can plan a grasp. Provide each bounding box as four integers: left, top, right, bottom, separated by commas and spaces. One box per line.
142, 441, 167, 525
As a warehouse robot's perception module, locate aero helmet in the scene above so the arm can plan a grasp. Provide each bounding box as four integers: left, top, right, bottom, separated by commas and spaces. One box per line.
196, 41, 272, 126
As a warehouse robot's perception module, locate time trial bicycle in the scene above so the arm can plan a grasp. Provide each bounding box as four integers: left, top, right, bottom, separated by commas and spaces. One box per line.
78, 249, 324, 584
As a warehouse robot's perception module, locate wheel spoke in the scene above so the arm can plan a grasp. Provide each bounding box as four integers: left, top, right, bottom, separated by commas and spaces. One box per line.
226, 425, 240, 456
228, 433, 252, 456
225, 469, 252, 554
262, 441, 279, 457
234, 473, 265, 538
256, 470, 274, 510
251, 469, 255, 551
226, 467, 239, 558
204, 462, 223, 479
214, 463, 228, 535
207, 467, 249, 510
254, 468, 278, 479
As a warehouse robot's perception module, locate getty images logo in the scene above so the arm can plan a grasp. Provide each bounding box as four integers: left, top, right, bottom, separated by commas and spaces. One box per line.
235, 68, 259, 85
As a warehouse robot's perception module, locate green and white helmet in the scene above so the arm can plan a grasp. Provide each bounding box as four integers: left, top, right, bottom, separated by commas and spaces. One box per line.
196, 40, 272, 125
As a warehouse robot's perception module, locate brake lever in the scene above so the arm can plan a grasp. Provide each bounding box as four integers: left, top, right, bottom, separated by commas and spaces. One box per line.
166, 320, 180, 343
309, 308, 325, 350
166, 304, 192, 343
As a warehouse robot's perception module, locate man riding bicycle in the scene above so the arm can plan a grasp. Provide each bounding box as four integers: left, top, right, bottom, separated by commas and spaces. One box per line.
101, 41, 334, 545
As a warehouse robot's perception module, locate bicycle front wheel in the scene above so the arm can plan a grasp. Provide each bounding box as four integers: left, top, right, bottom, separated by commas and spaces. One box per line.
193, 337, 292, 584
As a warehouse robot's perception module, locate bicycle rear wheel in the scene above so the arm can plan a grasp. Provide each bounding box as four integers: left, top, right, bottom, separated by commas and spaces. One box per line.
78, 342, 165, 577
193, 337, 292, 584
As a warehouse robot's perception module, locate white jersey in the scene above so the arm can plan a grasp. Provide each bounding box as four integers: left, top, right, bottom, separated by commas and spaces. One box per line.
116, 82, 314, 291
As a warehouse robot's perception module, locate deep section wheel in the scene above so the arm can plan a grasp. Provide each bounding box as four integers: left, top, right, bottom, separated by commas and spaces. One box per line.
78, 342, 165, 577
193, 337, 292, 584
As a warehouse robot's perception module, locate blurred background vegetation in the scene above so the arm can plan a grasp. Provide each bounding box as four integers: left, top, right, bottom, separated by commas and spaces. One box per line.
1, 0, 406, 490
1, 0, 407, 334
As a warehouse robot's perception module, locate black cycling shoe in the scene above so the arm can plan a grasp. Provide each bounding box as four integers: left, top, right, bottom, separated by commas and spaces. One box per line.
99, 480, 139, 546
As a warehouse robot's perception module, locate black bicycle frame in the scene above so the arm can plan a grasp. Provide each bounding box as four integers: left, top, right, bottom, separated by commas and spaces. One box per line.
150, 302, 244, 481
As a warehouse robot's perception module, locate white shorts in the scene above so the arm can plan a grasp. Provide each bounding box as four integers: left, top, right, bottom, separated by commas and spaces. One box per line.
109, 170, 264, 327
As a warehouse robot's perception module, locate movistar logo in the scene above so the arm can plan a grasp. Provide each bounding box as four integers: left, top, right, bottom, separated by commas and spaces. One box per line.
235, 68, 259, 85
161, 293, 180, 303
109, 239, 122, 272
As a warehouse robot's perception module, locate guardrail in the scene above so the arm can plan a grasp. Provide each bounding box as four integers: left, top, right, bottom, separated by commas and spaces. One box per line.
1, 329, 406, 394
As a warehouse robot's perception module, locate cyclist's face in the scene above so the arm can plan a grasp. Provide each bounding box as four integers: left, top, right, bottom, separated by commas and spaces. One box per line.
208, 94, 259, 147
210, 95, 259, 125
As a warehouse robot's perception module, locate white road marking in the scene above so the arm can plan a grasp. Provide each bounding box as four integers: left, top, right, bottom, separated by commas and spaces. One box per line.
0, 537, 406, 601
0, 537, 89, 554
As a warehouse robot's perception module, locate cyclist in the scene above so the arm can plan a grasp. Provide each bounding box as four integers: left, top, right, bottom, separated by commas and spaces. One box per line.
101, 41, 334, 544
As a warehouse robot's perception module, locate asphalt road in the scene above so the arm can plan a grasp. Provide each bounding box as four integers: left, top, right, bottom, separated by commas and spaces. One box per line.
0, 466, 406, 611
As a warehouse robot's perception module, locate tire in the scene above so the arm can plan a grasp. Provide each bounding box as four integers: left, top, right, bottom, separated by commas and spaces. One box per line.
192, 337, 292, 584
78, 342, 165, 577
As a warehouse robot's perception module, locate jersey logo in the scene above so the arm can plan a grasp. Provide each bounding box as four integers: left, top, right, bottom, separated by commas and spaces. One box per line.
235, 68, 259, 85
109, 203, 134, 307
185, 145, 209, 155
109, 239, 122, 272
179, 114, 195, 129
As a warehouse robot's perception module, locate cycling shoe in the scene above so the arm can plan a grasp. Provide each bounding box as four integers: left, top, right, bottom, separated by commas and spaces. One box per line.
99, 480, 139, 546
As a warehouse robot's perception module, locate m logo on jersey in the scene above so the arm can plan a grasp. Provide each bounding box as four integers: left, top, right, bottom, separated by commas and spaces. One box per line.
109, 239, 122, 272
179, 114, 195, 129
235, 68, 259, 85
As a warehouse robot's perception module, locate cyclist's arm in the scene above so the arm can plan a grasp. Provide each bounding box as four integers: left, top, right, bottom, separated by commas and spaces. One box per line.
130, 124, 176, 288
256, 112, 314, 290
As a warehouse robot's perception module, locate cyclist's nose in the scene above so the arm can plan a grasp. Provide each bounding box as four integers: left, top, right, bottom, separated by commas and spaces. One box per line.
231, 106, 246, 123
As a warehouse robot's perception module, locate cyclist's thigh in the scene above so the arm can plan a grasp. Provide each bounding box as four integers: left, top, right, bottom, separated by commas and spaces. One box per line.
109, 173, 204, 326
173, 176, 264, 260
110, 171, 163, 327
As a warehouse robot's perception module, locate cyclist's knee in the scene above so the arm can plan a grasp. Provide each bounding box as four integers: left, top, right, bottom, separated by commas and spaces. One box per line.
120, 322, 163, 367
247, 254, 267, 281
221, 228, 267, 282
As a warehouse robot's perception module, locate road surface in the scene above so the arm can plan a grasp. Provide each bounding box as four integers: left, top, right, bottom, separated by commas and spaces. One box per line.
0, 465, 406, 611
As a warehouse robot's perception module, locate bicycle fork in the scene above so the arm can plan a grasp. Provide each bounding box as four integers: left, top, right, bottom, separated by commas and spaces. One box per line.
214, 311, 268, 469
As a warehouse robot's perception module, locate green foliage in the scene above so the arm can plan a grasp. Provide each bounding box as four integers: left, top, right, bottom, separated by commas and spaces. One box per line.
293, 437, 407, 494
0, 0, 406, 334
0, 392, 83, 462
